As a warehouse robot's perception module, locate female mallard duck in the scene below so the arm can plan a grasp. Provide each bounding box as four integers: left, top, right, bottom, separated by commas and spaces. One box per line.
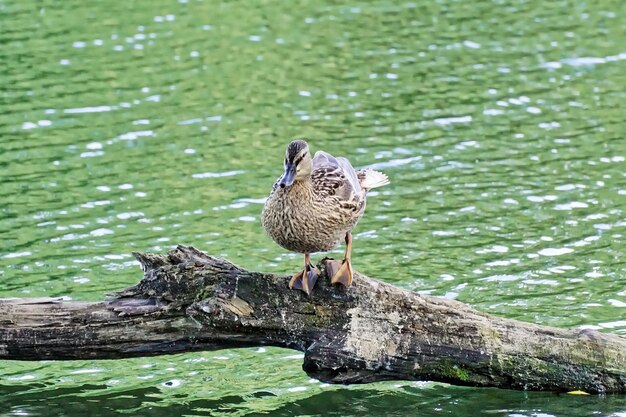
262, 139, 389, 295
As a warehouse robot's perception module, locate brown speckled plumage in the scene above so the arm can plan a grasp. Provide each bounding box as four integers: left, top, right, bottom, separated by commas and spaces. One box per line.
262, 140, 389, 255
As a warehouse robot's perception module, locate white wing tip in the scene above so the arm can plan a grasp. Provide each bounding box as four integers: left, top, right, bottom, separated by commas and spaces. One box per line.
360, 169, 390, 190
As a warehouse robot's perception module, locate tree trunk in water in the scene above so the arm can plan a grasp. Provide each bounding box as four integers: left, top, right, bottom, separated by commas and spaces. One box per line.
0, 245, 624, 393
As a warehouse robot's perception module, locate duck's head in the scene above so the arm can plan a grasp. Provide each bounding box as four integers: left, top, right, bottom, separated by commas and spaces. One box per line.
279, 139, 312, 188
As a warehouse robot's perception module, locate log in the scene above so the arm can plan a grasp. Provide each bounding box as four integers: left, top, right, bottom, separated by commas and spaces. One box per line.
0, 245, 624, 394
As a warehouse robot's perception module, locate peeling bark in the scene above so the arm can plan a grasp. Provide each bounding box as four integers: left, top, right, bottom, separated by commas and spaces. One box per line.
0, 245, 624, 393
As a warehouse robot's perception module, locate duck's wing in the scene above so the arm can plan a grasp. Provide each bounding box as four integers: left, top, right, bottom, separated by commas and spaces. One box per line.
312, 151, 362, 200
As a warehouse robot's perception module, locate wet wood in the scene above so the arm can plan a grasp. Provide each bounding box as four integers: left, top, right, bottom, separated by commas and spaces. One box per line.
1, 245, 624, 393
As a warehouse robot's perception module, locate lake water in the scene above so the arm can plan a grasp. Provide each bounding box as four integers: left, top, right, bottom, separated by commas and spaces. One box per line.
1, 0, 625, 415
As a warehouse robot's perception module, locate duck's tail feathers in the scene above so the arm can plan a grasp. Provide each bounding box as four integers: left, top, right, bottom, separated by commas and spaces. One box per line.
358, 169, 390, 191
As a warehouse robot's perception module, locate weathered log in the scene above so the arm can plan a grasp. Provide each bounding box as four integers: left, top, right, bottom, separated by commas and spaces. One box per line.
0, 245, 624, 393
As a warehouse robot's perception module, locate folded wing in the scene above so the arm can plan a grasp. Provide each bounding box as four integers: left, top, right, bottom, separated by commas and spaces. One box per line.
312, 151, 363, 201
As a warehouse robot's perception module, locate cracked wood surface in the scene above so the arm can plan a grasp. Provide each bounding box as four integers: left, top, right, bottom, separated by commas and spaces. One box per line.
1, 245, 625, 393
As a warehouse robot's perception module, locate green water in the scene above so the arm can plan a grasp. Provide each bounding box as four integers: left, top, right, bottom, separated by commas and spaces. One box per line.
1, 0, 625, 415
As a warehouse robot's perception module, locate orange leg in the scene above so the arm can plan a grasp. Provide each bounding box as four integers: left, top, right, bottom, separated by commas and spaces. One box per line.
288, 253, 320, 296
327, 232, 354, 289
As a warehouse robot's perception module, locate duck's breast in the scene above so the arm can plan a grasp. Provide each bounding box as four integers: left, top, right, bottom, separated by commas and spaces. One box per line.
262, 187, 355, 253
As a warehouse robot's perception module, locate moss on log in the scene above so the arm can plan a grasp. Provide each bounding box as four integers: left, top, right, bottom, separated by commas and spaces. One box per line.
0, 245, 624, 393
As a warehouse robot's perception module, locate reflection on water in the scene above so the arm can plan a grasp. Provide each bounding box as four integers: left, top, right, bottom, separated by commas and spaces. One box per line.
1, 0, 625, 415
3, 367, 626, 417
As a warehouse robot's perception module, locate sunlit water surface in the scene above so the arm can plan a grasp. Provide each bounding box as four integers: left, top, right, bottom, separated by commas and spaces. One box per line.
1, 0, 625, 415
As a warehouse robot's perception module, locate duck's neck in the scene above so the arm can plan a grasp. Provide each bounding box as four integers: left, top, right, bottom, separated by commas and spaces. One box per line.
291, 177, 313, 192
287, 177, 314, 197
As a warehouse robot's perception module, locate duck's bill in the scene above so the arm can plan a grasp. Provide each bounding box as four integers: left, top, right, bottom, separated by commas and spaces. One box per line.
279, 163, 296, 188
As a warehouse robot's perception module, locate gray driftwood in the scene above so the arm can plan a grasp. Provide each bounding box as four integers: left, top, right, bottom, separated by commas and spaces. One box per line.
1, 245, 624, 393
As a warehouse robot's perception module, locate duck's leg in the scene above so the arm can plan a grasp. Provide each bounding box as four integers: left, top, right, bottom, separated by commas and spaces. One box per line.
327, 232, 354, 289
288, 253, 320, 296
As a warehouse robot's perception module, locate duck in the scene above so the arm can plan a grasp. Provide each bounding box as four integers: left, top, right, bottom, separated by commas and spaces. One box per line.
261, 139, 390, 295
